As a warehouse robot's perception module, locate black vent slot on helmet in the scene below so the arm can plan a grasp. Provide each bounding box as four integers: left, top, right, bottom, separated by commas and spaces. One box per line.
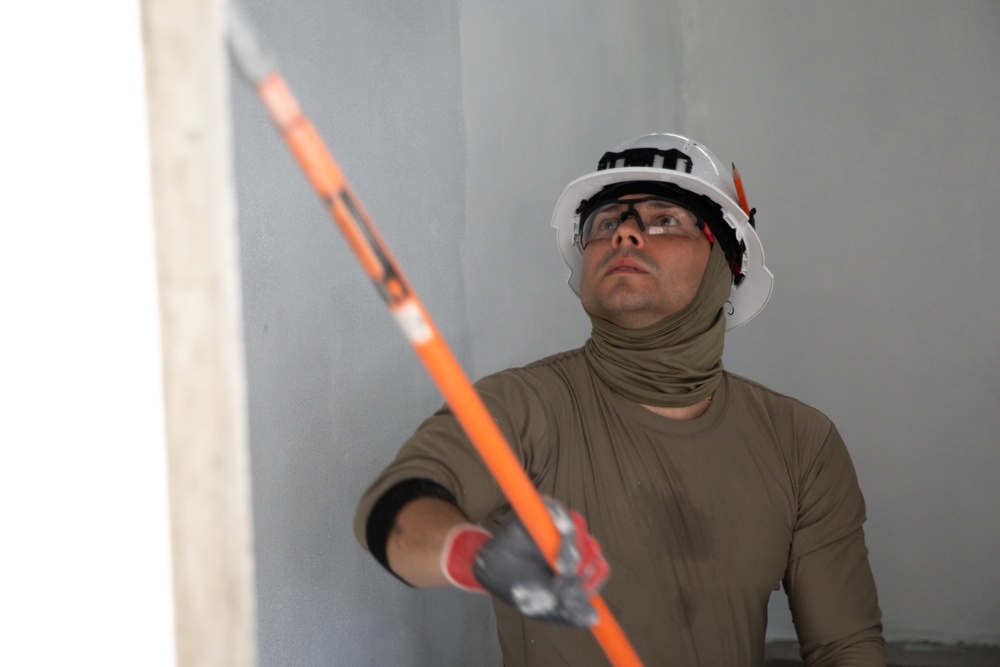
597, 148, 694, 174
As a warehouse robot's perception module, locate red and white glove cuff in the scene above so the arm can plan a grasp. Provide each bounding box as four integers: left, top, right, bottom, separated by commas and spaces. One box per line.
440, 524, 492, 594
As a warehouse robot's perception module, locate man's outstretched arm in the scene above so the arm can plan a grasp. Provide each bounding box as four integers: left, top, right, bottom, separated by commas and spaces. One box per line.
366, 482, 609, 627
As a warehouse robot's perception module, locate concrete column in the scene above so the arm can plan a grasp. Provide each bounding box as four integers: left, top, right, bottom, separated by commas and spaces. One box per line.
140, 1, 257, 665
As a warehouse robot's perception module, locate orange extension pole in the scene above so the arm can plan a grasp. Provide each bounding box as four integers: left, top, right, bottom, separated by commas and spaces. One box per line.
224, 4, 643, 666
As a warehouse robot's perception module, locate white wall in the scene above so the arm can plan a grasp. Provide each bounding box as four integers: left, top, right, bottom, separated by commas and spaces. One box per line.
231, 1, 497, 664
232, 1, 1000, 664
0, 2, 176, 665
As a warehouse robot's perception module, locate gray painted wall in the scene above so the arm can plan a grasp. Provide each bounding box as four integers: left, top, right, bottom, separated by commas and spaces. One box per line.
231, 1, 1000, 664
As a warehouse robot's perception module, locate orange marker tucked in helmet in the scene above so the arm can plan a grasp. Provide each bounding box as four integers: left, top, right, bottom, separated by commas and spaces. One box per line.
732, 162, 751, 217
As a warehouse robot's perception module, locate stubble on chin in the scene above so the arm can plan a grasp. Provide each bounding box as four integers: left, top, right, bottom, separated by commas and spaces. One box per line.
581, 276, 659, 328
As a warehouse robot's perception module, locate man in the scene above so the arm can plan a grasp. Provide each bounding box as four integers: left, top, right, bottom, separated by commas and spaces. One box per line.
354, 134, 885, 666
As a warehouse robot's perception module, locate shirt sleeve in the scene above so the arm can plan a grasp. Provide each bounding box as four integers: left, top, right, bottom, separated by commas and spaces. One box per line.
352, 400, 506, 552
785, 423, 885, 666
353, 368, 553, 551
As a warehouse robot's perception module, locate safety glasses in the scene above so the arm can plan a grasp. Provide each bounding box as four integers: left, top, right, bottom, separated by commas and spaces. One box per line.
579, 196, 701, 249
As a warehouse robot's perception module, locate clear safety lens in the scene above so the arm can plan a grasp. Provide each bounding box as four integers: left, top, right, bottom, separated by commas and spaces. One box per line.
580, 197, 699, 248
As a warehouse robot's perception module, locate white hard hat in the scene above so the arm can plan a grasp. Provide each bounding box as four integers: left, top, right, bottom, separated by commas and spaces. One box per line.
551, 133, 773, 329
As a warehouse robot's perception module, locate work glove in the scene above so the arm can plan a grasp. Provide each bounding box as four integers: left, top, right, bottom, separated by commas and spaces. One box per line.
441, 497, 609, 627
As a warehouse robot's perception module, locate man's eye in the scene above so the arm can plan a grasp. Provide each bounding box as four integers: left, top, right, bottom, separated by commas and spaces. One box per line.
649, 214, 679, 227
595, 217, 619, 232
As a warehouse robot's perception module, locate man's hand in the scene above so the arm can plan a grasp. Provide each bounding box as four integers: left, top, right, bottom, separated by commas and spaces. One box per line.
441, 498, 609, 627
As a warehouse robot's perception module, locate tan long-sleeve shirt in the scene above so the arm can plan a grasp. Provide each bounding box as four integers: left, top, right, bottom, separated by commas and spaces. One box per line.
355, 348, 885, 666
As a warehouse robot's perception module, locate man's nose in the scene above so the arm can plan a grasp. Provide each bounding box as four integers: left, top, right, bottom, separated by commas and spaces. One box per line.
611, 215, 645, 248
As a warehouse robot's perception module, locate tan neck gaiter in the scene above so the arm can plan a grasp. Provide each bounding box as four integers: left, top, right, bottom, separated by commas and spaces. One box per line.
584, 243, 731, 407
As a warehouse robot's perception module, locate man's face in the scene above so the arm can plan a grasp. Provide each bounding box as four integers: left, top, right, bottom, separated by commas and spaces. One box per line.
579, 194, 712, 329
